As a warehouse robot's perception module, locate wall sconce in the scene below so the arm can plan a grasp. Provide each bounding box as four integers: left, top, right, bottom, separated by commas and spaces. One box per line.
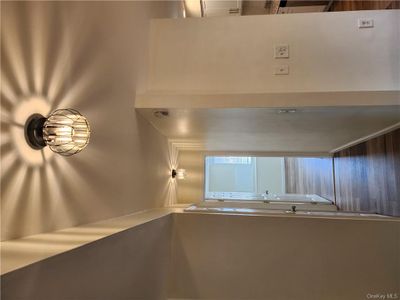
172, 168, 186, 180
25, 109, 90, 156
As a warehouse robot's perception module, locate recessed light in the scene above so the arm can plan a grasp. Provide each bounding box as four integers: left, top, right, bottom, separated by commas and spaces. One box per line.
153, 110, 169, 118
278, 109, 297, 114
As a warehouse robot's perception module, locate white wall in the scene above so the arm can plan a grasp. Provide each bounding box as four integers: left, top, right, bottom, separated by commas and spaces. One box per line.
170, 213, 400, 299
177, 151, 205, 204
0, 1, 182, 240
2, 215, 173, 300
4, 212, 398, 300
143, 10, 399, 107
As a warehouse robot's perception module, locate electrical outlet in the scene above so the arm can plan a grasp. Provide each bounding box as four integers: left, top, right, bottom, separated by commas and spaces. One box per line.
358, 18, 374, 28
274, 65, 289, 75
274, 44, 289, 58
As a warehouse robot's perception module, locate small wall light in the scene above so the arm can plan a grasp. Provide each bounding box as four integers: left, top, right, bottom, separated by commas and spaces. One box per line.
25, 108, 90, 156
172, 168, 186, 180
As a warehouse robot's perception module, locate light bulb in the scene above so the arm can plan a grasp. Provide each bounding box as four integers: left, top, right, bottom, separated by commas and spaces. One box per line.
172, 168, 186, 180
43, 109, 90, 156
176, 169, 186, 179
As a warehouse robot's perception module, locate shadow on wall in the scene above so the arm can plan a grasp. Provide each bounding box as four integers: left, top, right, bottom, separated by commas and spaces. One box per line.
1, 1, 179, 241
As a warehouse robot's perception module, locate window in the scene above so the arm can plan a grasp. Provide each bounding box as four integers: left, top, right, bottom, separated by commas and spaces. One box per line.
204, 156, 285, 200
204, 156, 334, 203
211, 156, 252, 164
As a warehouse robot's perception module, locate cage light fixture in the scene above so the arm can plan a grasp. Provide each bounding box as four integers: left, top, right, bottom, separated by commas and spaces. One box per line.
25, 109, 90, 156
172, 168, 186, 180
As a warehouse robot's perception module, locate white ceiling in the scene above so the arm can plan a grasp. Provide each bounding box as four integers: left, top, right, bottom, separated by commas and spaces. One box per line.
138, 106, 400, 154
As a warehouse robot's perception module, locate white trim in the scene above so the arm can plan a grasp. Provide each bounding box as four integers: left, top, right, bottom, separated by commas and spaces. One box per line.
252, 158, 258, 194
280, 157, 286, 194
330, 122, 400, 153
204, 156, 210, 200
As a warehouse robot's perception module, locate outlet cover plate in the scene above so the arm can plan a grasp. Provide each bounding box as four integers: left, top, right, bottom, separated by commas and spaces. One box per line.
358, 18, 374, 28
274, 44, 289, 58
274, 65, 289, 75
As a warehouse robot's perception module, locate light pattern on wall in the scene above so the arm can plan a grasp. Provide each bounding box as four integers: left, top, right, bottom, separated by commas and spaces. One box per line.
0, 3, 101, 240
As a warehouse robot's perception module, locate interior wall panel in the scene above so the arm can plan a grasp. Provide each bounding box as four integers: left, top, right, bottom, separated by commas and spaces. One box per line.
169, 213, 400, 300
334, 128, 400, 216
332, 0, 400, 11
1, 215, 172, 300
